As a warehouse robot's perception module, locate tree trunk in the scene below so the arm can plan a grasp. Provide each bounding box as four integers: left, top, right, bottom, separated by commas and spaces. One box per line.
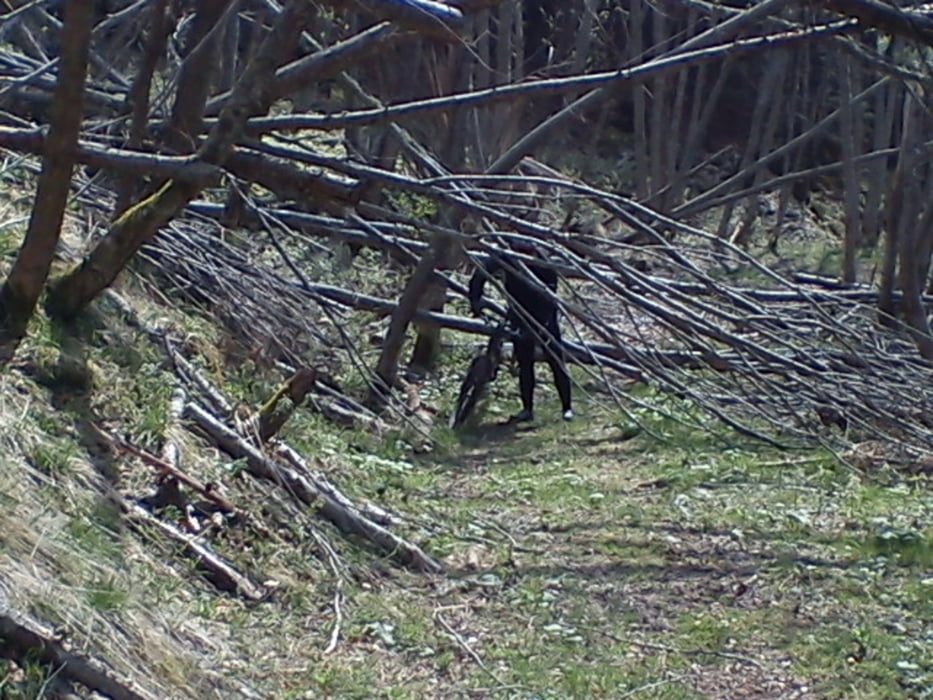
631, 0, 649, 200
165, 0, 232, 153
840, 57, 863, 284
406, 278, 448, 377
0, 0, 93, 363
115, 0, 173, 216
863, 76, 898, 247
407, 231, 464, 377
898, 167, 933, 359
219, 4, 241, 92
879, 87, 920, 324
717, 52, 788, 242
372, 234, 452, 403
45, 0, 314, 320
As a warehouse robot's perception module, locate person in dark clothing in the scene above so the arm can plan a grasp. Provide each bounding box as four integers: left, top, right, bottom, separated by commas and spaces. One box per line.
468, 252, 573, 423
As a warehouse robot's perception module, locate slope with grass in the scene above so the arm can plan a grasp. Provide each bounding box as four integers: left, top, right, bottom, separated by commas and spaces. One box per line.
1, 161, 931, 698
1, 285, 930, 699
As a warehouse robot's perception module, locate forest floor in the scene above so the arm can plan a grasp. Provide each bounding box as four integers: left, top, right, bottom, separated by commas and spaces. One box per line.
0, 171, 930, 698
296, 391, 931, 700
1, 292, 930, 699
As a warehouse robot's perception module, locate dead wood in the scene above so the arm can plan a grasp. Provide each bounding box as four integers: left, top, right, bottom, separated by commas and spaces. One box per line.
186, 402, 443, 574
244, 22, 855, 135
204, 22, 402, 115
159, 385, 186, 471
318, 0, 466, 37
256, 368, 318, 442
163, 337, 234, 415
92, 424, 239, 515
820, 0, 933, 46
56, 129, 931, 463
118, 496, 267, 602
45, 0, 318, 319
0, 610, 154, 700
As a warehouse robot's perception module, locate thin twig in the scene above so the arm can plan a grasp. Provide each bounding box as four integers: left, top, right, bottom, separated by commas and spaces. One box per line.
433, 607, 505, 688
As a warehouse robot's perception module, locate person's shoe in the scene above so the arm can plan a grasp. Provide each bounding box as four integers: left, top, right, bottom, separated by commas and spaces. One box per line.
562, 409, 574, 422
511, 409, 534, 423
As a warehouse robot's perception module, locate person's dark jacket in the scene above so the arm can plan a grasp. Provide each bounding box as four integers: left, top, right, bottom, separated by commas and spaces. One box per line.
468, 254, 558, 326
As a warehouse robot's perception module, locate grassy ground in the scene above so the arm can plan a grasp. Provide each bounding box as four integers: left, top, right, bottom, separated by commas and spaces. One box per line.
306, 396, 931, 700
2, 303, 930, 699
0, 182, 930, 698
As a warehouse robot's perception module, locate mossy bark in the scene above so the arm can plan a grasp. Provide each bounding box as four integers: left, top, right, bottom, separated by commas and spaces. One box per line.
0, 0, 93, 363
46, 179, 201, 318
44, 0, 315, 321
256, 369, 317, 442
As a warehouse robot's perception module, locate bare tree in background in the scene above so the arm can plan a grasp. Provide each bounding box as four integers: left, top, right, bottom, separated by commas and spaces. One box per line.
115, 0, 174, 215
879, 85, 933, 358
165, 0, 234, 153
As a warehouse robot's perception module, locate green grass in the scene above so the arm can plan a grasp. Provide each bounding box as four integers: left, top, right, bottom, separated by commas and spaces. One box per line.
5, 318, 931, 698
2, 207, 930, 698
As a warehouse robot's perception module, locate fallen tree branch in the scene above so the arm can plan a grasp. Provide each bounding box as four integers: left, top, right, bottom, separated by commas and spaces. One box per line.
0, 125, 218, 181
0, 610, 154, 700
92, 424, 239, 515
118, 496, 267, 601
186, 402, 443, 573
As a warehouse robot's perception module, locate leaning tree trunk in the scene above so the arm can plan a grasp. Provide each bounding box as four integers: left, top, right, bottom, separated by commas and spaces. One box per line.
165, 0, 232, 153
115, 0, 173, 215
406, 26, 487, 375
372, 234, 452, 403
45, 0, 315, 320
0, 0, 93, 363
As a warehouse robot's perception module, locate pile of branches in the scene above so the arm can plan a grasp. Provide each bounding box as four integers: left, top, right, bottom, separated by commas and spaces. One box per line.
114, 160, 933, 466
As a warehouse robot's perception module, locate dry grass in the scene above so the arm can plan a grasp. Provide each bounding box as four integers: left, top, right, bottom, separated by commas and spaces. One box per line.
1, 286, 931, 698
0, 167, 930, 699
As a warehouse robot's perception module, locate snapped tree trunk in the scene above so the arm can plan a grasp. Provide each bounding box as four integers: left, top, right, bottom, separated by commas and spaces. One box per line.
407, 235, 461, 376
0, 0, 93, 363
372, 234, 451, 403
45, 0, 315, 320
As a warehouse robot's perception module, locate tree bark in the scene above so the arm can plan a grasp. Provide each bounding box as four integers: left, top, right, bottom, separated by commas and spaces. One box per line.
46, 0, 315, 320
0, 612, 153, 700
371, 238, 449, 403
840, 57, 863, 283
165, 0, 233, 153
0, 0, 93, 363
862, 74, 898, 247
115, 0, 173, 215
878, 89, 916, 323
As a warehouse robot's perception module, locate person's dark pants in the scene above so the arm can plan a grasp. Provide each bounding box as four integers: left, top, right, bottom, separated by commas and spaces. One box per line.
513, 316, 572, 415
